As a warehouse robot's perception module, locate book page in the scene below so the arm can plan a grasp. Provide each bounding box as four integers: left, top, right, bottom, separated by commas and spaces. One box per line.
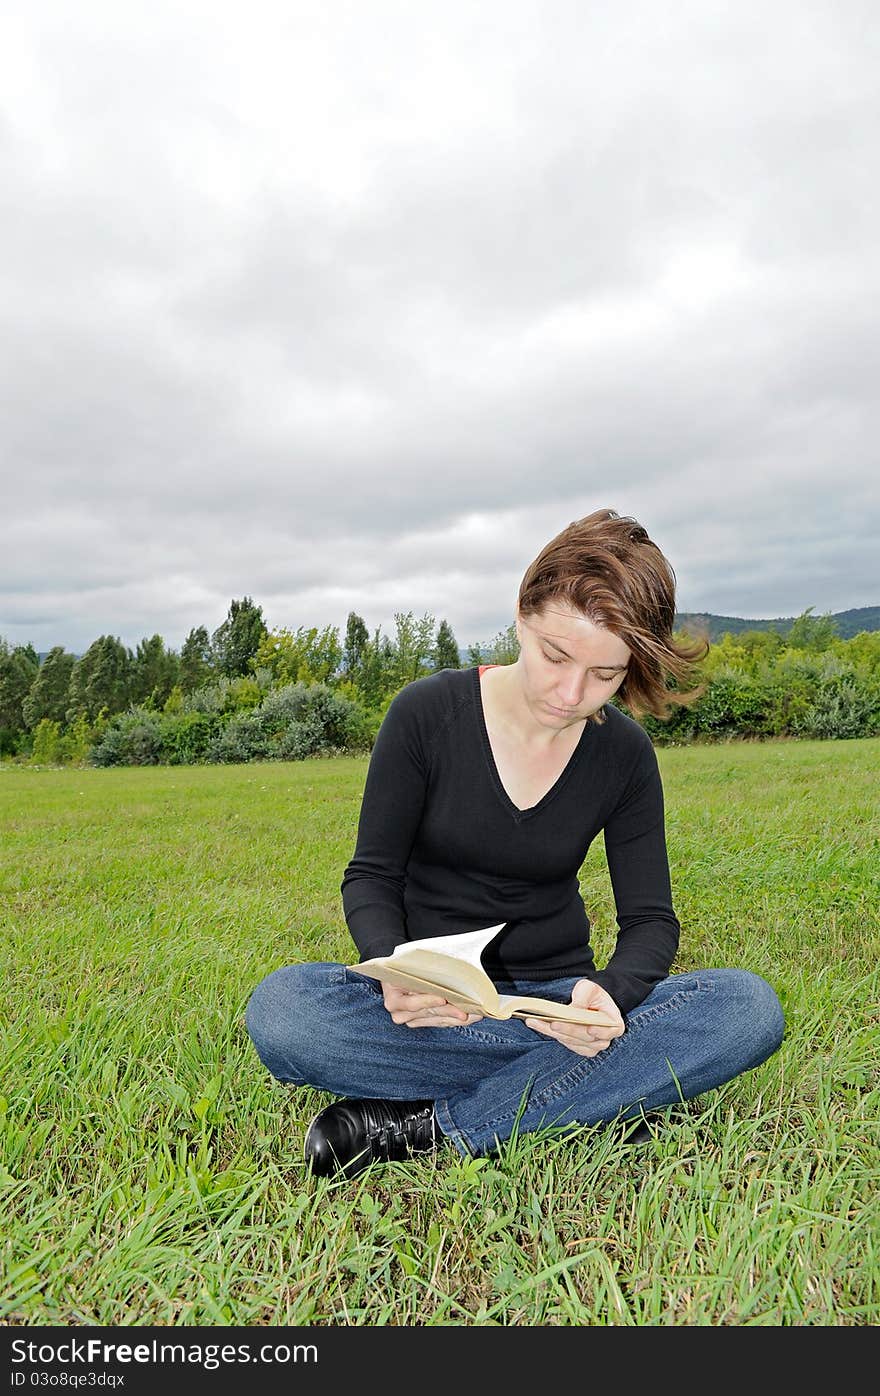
355, 963, 488, 1015
356, 949, 499, 1012
497, 992, 617, 1028
390, 922, 507, 969
349, 924, 507, 1014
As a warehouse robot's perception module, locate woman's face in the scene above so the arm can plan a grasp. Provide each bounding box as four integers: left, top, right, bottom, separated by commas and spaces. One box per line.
515, 602, 631, 729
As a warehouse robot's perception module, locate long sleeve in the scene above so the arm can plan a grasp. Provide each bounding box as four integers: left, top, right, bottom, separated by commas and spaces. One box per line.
590, 733, 680, 1016
340, 684, 431, 961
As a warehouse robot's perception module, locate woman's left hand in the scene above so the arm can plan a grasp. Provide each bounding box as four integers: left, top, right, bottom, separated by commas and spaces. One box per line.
525, 978, 625, 1057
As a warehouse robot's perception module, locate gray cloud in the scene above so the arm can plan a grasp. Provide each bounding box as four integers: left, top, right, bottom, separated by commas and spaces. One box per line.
1, 0, 877, 654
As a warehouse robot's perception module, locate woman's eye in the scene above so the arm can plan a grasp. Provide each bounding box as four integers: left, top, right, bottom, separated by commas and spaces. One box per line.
540, 650, 621, 680
541, 652, 619, 682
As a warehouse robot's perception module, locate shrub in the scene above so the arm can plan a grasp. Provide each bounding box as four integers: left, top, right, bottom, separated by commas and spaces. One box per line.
181, 679, 230, 715
637, 645, 880, 743
183, 674, 265, 716
89, 710, 165, 766
205, 711, 272, 764
59, 714, 95, 764
248, 682, 373, 754
161, 710, 221, 764
82, 682, 373, 766
31, 719, 63, 764
691, 669, 770, 739
276, 716, 326, 760
790, 675, 880, 740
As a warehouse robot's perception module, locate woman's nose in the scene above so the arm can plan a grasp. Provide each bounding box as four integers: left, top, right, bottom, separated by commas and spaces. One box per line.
557, 673, 585, 706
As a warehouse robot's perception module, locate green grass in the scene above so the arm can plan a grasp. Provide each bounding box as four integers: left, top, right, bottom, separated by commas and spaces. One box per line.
1, 739, 878, 1326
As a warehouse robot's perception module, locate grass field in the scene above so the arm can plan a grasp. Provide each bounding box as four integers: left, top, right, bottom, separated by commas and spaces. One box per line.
1, 738, 878, 1326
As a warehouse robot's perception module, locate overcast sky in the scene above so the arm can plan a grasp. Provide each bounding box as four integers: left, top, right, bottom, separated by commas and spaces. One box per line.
2, 0, 877, 656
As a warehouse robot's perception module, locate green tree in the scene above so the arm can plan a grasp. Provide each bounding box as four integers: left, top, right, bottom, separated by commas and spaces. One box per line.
392, 611, 436, 689
15, 642, 40, 678
358, 627, 397, 708
60, 714, 95, 764
179, 626, 214, 694
736, 629, 785, 665
832, 630, 880, 677
0, 639, 40, 736
22, 646, 76, 729
131, 634, 180, 708
68, 636, 133, 722
466, 623, 519, 667
341, 611, 370, 685
485, 622, 519, 665
212, 598, 268, 678
432, 619, 460, 671
31, 718, 63, 764
786, 607, 839, 653
253, 625, 341, 686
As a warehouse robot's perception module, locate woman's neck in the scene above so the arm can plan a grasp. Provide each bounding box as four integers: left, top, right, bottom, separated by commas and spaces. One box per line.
481, 662, 585, 750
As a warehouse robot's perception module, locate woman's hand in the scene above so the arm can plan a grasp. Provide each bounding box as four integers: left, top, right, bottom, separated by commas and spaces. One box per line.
382, 981, 484, 1029
525, 978, 624, 1057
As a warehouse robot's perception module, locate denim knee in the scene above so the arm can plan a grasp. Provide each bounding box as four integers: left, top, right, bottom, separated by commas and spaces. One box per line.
245, 962, 321, 1084
726, 969, 785, 1069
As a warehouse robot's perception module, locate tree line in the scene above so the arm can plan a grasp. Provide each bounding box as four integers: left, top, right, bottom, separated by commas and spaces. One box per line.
0, 598, 511, 762
1, 599, 878, 765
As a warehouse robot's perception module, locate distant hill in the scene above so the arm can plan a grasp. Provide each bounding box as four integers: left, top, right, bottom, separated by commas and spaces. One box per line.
462, 605, 879, 660
673, 606, 880, 642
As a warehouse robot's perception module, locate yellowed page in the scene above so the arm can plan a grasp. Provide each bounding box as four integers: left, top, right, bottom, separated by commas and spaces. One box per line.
349, 962, 488, 1014
347, 923, 507, 1013
349, 951, 500, 1012
496, 993, 617, 1028
393, 923, 507, 967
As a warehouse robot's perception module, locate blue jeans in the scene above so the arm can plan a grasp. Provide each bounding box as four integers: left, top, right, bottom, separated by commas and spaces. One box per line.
245, 962, 784, 1158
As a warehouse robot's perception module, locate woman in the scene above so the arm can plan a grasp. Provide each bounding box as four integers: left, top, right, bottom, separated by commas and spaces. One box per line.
246, 509, 784, 1179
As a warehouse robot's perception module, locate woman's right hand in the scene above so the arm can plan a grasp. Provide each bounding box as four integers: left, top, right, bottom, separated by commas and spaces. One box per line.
382, 981, 483, 1028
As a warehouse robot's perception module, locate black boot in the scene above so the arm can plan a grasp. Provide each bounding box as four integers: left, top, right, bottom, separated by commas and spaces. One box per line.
304, 1097, 439, 1178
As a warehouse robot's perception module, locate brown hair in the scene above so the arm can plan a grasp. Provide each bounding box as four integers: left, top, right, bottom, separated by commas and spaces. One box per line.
517, 508, 709, 721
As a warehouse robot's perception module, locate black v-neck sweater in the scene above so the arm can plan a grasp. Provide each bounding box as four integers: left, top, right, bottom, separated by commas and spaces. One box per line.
341, 666, 680, 1015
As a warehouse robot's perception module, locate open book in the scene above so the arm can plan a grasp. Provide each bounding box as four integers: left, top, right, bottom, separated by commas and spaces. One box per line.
348, 923, 617, 1028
